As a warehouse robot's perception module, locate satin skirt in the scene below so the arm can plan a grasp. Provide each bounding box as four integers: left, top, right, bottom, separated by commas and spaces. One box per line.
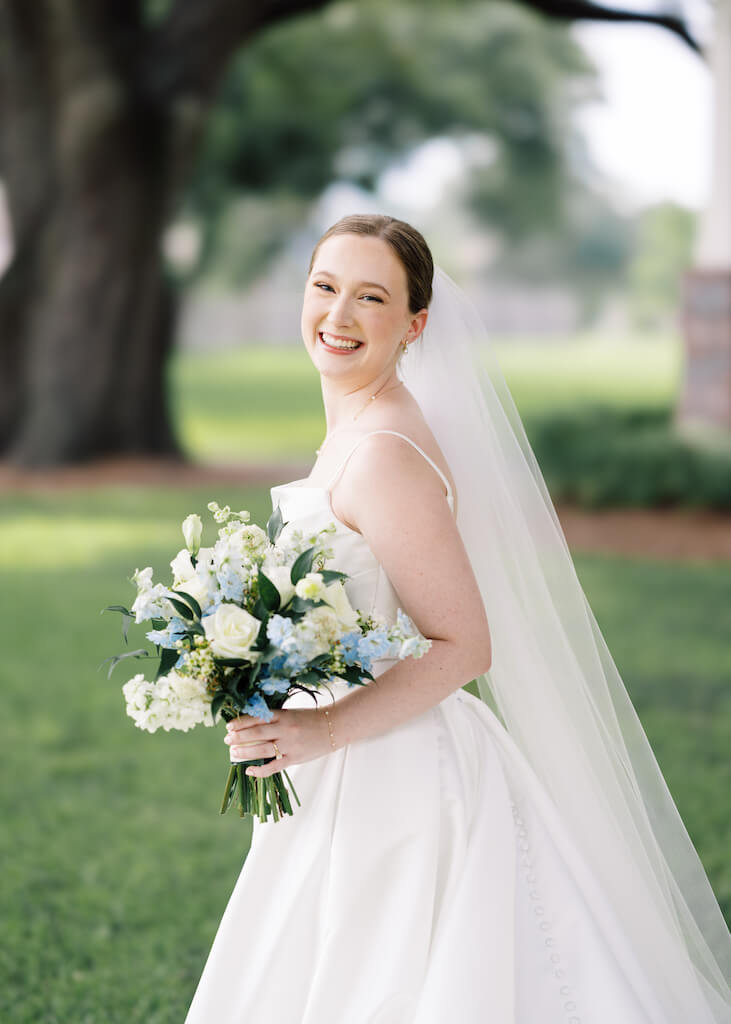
184, 681, 671, 1023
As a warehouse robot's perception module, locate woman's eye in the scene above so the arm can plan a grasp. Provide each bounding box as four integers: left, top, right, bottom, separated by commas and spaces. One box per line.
361, 295, 383, 303
314, 282, 334, 292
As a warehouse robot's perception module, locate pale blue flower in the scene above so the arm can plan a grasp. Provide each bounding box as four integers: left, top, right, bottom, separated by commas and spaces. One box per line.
259, 676, 291, 696
145, 616, 188, 650
340, 630, 361, 666
242, 692, 273, 722
267, 614, 295, 647
217, 566, 245, 603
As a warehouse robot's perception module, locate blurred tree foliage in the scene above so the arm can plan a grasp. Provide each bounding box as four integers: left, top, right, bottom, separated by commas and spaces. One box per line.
627, 201, 696, 331
0, 0, 699, 466
186, 0, 605, 285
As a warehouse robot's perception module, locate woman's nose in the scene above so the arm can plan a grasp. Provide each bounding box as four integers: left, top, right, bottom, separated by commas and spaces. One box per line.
329, 292, 354, 326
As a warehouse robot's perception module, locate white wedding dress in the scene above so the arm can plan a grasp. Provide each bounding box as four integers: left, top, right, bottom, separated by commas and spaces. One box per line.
184, 431, 724, 1024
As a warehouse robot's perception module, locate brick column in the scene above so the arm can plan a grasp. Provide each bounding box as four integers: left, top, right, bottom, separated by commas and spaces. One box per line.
678, 0, 731, 430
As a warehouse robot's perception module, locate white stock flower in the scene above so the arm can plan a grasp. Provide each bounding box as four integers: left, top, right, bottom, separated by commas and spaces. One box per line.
203, 604, 261, 661
298, 605, 342, 658
122, 670, 215, 733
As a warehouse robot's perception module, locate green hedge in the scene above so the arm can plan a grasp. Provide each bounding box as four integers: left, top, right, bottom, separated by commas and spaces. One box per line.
523, 406, 731, 509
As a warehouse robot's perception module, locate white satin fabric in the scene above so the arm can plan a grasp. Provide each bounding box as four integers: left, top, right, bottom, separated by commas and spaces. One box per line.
183, 462, 690, 1024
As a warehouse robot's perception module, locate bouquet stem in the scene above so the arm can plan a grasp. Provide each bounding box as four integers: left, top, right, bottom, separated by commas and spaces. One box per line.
219, 759, 301, 823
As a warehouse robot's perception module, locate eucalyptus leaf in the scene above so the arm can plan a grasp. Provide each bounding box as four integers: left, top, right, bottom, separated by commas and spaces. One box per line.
266, 505, 285, 543
99, 648, 151, 680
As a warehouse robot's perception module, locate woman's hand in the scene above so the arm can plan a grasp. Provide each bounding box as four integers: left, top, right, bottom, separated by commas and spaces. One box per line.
224, 707, 336, 778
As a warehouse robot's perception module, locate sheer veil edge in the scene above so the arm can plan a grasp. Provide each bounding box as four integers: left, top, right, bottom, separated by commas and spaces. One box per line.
397, 265, 731, 1023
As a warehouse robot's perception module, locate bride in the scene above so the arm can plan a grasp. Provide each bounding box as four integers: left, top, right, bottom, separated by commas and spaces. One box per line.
184, 214, 731, 1023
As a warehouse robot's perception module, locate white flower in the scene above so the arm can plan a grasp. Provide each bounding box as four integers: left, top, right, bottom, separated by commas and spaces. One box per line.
265, 565, 296, 606
122, 670, 216, 733
170, 547, 217, 612
130, 567, 175, 624
182, 514, 202, 556
294, 571, 326, 601
321, 581, 359, 629
203, 604, 261, 661
170, 548, 195, 583
298, 605, 342, 657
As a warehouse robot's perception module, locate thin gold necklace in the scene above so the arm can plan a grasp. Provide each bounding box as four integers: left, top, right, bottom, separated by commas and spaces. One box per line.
316, 381, 404, 455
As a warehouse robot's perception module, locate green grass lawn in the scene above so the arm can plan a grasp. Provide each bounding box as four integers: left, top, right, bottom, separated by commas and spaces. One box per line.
1, 481, 729, 1022
170, 335, 681, 463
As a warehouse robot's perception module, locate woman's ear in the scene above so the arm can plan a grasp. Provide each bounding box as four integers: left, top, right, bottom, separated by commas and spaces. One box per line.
408, 308, 429, 342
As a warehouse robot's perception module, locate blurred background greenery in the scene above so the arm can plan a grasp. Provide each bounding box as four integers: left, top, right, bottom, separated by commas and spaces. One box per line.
1, 0, 729, 1020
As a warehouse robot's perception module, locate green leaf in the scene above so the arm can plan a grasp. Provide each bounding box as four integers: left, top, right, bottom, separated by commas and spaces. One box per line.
98, 648, 151, 680
257, 570, 281, 612
290, 546, 315, 585
101, 604, 135, 644
172, 589, 202, 619
319, 569, 348, 583
287, 595, 317, 614
296, 670, 321, 686
167, 597, 195, 621
211, 692, 227, 723
155, 646, 180, 680
267, 505, 285, 543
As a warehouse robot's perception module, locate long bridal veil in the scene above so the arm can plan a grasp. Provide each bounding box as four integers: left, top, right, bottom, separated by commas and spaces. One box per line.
397, 265, 731, 1022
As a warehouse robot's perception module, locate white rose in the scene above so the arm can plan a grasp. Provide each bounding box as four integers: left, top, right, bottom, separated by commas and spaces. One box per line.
294, 571, 326, 601
182, 514, 202, 556
264, 565, 296, 606
322, 581, 359, 629
203, 604, 261, 661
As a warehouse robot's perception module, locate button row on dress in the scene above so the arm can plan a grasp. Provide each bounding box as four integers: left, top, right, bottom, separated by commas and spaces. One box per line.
510, 799, 582, 1024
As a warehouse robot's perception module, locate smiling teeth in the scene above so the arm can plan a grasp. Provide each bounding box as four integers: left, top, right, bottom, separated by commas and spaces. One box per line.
321, 332, 362, 350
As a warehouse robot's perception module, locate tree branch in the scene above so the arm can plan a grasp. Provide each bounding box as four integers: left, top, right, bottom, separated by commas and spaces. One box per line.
519, 0, 702, 54
145, 0, 333, 105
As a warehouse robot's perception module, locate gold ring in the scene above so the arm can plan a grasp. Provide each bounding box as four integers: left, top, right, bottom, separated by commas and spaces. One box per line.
272, 741, 283, 760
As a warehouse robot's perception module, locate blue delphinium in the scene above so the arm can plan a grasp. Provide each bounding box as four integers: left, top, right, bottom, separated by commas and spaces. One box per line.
242, 692, 273, 722
357, 628, 393, 672
217, 566, 245, 603
340, 630, 361, 666
259, 675, 292, 696
146, 616, 188, 650
267, 614, 295, 647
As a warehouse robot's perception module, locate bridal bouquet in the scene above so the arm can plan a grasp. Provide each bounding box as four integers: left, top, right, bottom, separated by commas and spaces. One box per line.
102, 501, 431, 823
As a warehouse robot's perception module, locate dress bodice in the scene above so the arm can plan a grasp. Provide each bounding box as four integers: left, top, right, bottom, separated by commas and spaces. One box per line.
270, 430, 456, 666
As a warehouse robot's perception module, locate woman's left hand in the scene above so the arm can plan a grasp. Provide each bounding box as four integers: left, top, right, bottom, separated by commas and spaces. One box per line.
224, 707, 335, 778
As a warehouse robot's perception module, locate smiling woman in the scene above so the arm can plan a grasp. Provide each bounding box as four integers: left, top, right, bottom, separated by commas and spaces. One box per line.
183, 214, 731, 1024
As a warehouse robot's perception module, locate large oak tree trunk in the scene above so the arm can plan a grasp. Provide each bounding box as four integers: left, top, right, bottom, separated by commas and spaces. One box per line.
0, 3, 185, 465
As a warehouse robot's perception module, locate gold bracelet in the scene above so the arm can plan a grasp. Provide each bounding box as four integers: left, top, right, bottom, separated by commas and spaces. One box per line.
322, 707, 337, 751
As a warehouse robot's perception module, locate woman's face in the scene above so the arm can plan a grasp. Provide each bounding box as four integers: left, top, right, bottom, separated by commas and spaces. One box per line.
301, 232, 427, 384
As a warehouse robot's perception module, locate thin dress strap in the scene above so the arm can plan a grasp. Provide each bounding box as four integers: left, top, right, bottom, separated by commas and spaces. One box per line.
325, 429, 454, 504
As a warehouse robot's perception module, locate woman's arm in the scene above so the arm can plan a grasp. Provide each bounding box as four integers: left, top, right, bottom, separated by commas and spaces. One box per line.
326, 433, 492, 748
225, 434, 492, 770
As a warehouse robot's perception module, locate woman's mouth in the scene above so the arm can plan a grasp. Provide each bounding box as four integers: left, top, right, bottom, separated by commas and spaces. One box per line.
319, 331, 363, 353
